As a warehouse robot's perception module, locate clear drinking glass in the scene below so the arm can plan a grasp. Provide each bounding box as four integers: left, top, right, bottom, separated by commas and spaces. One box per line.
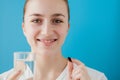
14, 52, 35, 80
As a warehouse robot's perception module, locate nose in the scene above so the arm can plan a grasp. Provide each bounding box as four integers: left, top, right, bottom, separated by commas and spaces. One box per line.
40, 21, 53, 35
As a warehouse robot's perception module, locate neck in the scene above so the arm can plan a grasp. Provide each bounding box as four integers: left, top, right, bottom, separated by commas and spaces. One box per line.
33, 50, 67, 79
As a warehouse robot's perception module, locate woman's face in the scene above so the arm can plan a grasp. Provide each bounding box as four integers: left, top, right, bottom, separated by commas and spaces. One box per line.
22, 0, 69, 52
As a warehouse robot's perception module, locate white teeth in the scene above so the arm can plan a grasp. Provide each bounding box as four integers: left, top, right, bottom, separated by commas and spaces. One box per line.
36, 39, 57, 46
41, 39, 55, 43
37, 39, 57, 42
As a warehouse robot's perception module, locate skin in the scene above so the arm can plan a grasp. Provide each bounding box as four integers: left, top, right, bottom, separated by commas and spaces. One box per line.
68, 59, 91, 80
7, 0, 91, 80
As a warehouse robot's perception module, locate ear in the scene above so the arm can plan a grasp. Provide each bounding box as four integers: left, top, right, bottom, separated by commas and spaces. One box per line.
22, 22, 26, 36
68, 23, 70, 29
67, 23, 70, 32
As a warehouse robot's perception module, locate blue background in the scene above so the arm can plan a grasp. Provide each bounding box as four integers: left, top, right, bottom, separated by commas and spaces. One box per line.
0, 0, 120, 80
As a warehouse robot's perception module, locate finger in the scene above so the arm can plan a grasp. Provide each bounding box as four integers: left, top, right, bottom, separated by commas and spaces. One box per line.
73, 65, 86, 73
71, 59, 84, 66
27, 77, 33, 80
72, 68, 81, 77
7, 70, 22, 80
67, 59, 73, 79
72, 73, 81, 80
72, 65, 90, 80
72, 67, 82, 80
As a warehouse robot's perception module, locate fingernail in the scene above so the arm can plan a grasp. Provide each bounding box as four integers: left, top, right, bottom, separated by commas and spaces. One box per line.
68, 57, 72, 62
17, 70, 21, 73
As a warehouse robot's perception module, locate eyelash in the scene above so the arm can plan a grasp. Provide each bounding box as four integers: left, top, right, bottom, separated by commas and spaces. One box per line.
31, 19, 41, 23
31, 18, 63, 25
52, 19, 63, 24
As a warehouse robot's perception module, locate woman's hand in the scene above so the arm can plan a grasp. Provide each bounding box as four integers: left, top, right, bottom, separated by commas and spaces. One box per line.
7, 70, 22, 80
7, 70, 33, 80
68, 59, 91, 80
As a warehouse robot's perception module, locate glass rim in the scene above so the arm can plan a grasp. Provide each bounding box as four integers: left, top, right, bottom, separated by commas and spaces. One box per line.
14, 52, 35, 55
14, 52, 35, 60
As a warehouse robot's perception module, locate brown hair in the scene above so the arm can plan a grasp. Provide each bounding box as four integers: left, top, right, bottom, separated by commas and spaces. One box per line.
23, 0, 70, 21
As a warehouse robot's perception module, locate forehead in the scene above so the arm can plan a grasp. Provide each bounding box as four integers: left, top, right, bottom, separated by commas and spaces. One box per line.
25, 0, 68, 18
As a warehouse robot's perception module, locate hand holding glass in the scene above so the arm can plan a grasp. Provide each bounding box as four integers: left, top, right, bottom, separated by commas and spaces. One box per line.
14, 52, 35, 80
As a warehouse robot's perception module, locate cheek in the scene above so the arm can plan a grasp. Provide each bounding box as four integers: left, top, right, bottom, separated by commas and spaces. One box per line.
25, 27, 39, 46
58, 28, 68, 38
25, 26, 38, 39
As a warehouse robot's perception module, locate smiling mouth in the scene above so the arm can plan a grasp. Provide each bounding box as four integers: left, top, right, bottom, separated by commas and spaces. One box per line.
36, 39, 58, 46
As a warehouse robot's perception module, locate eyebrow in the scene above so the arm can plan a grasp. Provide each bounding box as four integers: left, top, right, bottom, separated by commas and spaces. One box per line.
30, 14, 43, 17
52, 13, 65, 18
29, 13, 65, 18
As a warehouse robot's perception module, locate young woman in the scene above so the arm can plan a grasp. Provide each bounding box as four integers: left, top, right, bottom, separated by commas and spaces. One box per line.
0, 0, 107, 80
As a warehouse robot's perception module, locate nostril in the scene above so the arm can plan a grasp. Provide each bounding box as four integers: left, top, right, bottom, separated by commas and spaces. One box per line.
36, 39, 40, 41
54, 39, 57, 41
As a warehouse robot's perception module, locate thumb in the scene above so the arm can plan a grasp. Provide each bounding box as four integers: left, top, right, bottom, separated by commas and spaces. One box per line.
67, 57, 73, 80
27, 77, 33, 80
8, 70, 22, 80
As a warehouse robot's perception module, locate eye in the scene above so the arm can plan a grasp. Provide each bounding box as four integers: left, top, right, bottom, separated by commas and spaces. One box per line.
52, 19, 63, 24
31, 19, 41, 23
